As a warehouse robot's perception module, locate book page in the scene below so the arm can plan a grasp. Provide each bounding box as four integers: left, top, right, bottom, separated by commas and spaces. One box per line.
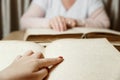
44, 38, 120, 80
24, 28, 120, 43
24, 28, 84, 43
24, 28, 120, 37
0, 41, 44, 71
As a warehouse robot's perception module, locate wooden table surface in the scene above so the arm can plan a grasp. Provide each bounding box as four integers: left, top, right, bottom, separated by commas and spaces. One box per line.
2, 31, 25, 40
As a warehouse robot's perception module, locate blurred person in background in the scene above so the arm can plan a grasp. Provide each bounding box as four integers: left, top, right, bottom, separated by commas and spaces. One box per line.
21, 0, 110, 32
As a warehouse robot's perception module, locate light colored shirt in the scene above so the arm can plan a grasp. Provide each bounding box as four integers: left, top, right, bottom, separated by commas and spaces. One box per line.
21, 0, 110, 29
32, 0, 104, 20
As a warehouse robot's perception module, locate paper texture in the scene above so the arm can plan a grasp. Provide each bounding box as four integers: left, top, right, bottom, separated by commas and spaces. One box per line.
0, 41, 44, 71
0, 39, 120, 80
44, 39, 120, 80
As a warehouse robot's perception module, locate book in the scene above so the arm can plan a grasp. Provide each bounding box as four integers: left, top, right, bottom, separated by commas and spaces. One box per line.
0, 38, 120, 80
24, 28, 120, 45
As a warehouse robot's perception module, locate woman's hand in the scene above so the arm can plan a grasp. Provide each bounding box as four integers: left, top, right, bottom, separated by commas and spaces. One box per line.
65, 18, 77, 28
0, 51, 63, 80
49, 16, 67, 31
49, 16, 77, 31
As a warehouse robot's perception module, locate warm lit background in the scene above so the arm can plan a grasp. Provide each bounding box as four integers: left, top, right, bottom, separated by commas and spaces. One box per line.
0, 0, 120, 39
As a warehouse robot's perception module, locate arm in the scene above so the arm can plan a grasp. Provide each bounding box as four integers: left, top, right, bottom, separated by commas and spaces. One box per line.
77, 0, 110, 29
0, 51, 63, 80
85, 7, 110, 28
20, 3, 50, 30
77, 7, 110, 29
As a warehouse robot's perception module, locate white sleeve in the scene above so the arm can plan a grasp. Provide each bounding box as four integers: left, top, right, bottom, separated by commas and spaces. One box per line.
88, 0, 104, 16
32, 0, 48, 11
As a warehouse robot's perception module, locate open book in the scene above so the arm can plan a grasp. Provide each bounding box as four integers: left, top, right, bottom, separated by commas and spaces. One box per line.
0, 38, 120, 80
24, 28, 120, 45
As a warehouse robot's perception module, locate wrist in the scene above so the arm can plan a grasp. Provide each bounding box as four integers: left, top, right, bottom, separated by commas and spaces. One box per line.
0, 71, 8, 80
0, 70, 14, 80
76, 19, 85, 27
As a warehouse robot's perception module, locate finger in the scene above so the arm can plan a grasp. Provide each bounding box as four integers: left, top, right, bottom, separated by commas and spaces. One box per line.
49, 20, 52, 29
62, 18, 67, 31
49, 18, 58, 31
57, 17, 64, 31
51, 18, 59, 31
23, 50, 33, 56
54, 17, 60, 31
33, 68, 48, 80
13, 55, 22, 63
66, 19, 71, 28
32, 52, 43, 59
51, 22, 58, 31
72, 20, 77, 27
71, 21, 75, 28
49, 21, 54, 29
38, 57, 64, 68
14, 55, 22, 61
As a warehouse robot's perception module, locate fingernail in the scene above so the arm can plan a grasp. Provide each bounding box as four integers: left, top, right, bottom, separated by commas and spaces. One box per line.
58, 56, 63, 59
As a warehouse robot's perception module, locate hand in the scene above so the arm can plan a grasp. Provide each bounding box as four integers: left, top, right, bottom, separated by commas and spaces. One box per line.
65, 18, 77, 28
49, 16, 78, 31
49, 16, 67, 32
0, 51, 63, 80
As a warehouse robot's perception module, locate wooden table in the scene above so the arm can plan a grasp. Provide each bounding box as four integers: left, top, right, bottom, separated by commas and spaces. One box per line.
2, 31, 25, 40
